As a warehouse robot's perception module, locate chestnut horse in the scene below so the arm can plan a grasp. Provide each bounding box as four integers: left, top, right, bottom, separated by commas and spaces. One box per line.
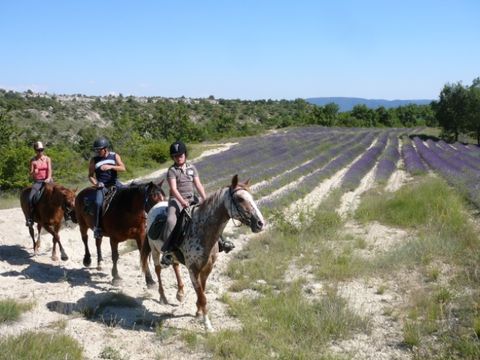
20, 183, 77, 261
141, 175, 265, 332
74, 181, 163, 286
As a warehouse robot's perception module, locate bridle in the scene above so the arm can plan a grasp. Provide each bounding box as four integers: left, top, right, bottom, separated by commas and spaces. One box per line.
229, 187, 252, 227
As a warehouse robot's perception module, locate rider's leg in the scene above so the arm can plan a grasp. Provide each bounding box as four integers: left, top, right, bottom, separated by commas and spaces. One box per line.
26, 182, 41, 226
161, 199, 181, 266
218, 235, 235, 253
93, 188, 105, 238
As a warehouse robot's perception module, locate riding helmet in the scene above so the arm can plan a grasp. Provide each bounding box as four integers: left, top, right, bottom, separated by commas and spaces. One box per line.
170, 141, 187, 156
33, 141, 44, 151
93, 137, 110, 150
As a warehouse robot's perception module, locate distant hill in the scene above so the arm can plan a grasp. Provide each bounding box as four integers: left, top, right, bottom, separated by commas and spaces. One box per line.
306, 97, 433, 112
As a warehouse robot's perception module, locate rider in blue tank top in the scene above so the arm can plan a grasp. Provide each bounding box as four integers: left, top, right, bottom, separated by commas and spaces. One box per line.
88, 137, 126, 239
93, 151, 118, 187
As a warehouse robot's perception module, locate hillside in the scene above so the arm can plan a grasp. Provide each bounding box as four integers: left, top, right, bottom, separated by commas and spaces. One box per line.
306, 97, 433, 112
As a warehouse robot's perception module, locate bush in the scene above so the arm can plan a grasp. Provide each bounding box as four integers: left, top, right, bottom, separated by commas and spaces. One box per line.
0, 144, 31, 190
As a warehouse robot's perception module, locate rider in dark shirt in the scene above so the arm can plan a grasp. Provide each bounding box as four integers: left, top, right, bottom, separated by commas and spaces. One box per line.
88, 137, 126, 239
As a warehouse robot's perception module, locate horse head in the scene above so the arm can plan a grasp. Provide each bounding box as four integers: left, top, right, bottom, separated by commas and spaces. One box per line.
226, 175, 265, 233
57, 185, 77, 224
145, 179, 165, 213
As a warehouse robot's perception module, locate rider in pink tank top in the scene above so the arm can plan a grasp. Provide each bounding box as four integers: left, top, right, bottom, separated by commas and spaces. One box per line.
32, 159, 49, 181
26, 141, 53, 226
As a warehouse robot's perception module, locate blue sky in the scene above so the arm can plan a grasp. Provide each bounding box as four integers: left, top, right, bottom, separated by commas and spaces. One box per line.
1, 0, 479, 100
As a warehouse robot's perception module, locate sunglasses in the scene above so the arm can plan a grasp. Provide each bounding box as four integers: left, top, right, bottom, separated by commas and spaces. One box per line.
36, 149, 44, 152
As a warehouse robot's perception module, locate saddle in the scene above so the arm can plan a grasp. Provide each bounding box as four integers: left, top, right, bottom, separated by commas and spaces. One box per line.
31, 183, 46, 206
164, 206, 194, 251
82, 186, 118, 216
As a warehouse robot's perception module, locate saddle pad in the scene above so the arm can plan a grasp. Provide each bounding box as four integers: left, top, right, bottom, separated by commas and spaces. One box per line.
148, 215, 167, 240
146, 201, 168, 241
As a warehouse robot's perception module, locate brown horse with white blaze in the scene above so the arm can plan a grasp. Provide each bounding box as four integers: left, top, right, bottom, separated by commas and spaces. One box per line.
141, 175, 265, 332
74, 181, 164, 286
20, 183, 77, 260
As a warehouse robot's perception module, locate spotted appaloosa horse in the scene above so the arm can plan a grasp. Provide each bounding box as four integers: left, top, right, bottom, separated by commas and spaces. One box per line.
141, 175, 265, 332
20, 183, 77, 261
74, 181, 164, 286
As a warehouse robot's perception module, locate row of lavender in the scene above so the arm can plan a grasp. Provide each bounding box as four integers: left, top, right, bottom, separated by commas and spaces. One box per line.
402, 136, 480, 207
192, 126, 422, 213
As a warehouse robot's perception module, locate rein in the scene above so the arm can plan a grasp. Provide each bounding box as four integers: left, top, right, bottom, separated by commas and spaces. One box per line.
228, 187, 251, 227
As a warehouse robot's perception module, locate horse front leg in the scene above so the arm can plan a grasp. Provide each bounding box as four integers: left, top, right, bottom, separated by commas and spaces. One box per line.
173, 263, 185, 302
189, 269, 214, 332
136, 236, 155, 288
81, 226, 91, 267
110, 238, 121, 286
28, 224, 38, 254
54, 224, 69, 261
43, 225, 59, 261
154, 265, 168, 304
95, 236, 103, 270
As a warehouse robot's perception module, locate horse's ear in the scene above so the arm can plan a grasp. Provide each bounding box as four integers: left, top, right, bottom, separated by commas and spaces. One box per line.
231, 174, 239, 188
158, 179, 164, 188
244, 178, 251, 187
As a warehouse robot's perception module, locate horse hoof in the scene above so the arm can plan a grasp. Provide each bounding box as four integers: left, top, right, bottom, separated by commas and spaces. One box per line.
83, 258, 92, 267
159, 296, 169, 305
147, 282, 156, 289
97, 262, 103, 271
176, 291, 185, 303
52, 256, 59, 261
205, 325, 215, 333
112, 278, 122, 286
61, 255, 69, 261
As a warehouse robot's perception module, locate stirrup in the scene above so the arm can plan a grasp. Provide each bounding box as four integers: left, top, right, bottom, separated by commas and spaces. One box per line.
161, 252, 174, 266
93, 227, 103, 239
219, 238, 235, 253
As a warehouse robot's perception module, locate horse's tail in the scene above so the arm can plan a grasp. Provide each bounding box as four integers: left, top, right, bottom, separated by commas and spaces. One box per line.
140, 235, 151, 273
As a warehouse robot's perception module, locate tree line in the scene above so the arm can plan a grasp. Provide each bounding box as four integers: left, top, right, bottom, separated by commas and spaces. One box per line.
0, 87, 444, 191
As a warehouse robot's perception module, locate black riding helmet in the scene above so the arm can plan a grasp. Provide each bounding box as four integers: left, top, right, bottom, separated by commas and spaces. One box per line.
93, 137, 110, 150
170, 141, 187, 157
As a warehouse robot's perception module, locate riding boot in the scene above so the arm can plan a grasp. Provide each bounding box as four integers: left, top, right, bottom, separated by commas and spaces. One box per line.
160, 233, 176, 266
93, 206, 103, 239
218, 235, 235, 253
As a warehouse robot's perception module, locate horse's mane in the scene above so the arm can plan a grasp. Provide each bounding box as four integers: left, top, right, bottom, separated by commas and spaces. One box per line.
200, 187, 227, 210
199, 181, 250, 211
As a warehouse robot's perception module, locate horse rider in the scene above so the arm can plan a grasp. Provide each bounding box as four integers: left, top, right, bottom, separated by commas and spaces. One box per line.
26, 141, 53, 226
161, 140, 234, 266
88, 137, 126, 239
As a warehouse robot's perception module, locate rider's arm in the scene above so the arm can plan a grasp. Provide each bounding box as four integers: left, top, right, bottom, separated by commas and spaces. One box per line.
46, 156, 53, 182
29, 159, 35, 179
113, 153, 126, 172
88, 159, 98, 186
193, 176, 207, 202
168, 177, 189, 208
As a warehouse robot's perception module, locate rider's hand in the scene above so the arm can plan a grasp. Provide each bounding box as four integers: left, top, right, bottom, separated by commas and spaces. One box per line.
96, 182, 105, 189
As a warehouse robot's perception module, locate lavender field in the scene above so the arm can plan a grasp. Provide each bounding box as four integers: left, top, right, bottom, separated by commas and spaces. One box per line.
193, 126, 480, 213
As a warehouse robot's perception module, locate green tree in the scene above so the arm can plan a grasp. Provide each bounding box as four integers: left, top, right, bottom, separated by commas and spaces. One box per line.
351, 105, 376, 127
433, 82, 469, 141
467, 77, 480, 144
